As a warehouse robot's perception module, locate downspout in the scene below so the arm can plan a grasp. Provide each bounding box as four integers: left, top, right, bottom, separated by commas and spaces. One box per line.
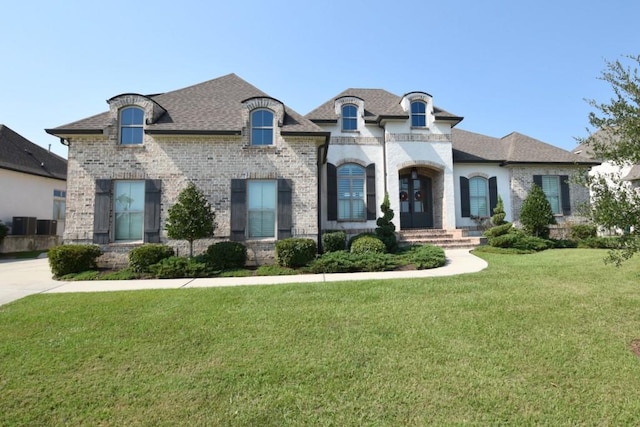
378, 122, 388, 194
316, 135, 330, 253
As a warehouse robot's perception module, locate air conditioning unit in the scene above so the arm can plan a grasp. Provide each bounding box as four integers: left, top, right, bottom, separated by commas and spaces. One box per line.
37, 219, 58, 235
12, 217, 37, 235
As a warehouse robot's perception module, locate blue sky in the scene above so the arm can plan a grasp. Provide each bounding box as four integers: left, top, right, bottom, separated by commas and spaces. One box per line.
2, 0, 638, 158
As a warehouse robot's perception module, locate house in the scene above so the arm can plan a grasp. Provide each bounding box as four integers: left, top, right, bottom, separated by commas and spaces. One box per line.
46, 74, 597, 266
0, 125, 67, 247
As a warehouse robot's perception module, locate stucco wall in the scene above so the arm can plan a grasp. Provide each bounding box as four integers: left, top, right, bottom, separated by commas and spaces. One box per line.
0, 168, 66, 236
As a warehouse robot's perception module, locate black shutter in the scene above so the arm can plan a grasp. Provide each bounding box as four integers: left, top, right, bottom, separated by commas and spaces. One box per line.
533, 175, 542, 188
489, 176, 498, 215
460, 176, 470, 218
277, 179, 293, 239
230, 179, 246, 241
144, 179, 162, 243
327, 163, 337, 221
366, 163, 376, 220
560, 175, 571, 215
93, 179, 112, 244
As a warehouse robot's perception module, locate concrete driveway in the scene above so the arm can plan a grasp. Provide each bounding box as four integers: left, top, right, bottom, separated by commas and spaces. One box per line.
0, 256, 61, 306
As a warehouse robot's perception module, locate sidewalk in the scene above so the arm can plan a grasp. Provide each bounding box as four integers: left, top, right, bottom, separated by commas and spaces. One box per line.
0, 249, 488, 306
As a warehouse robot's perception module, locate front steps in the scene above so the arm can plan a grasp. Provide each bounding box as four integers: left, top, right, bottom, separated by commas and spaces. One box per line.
397, 228, 485, 249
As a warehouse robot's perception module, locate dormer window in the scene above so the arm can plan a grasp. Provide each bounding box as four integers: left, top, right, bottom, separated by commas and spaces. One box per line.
251, 109, 274, 145
119, 106, 144, 145
342, 104, 358, 131
411, 101, 427, 127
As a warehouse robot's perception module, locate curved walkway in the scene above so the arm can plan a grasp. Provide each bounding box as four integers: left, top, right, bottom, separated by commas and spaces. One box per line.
0, 249, 488, 306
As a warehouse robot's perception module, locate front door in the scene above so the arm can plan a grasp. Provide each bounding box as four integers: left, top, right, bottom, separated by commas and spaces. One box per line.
399, 174, 433, 228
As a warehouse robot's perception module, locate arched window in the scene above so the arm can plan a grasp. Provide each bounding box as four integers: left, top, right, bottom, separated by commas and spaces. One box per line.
251, 109, 274, 145
342, 104, 358, 131
469, 176, 489, 217
411, 101, 427, 127
338, 163, 365, 220
119, 107, 144, 145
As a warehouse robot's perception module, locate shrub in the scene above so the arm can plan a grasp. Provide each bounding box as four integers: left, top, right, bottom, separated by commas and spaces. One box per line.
205, 241, 247, 270
578, 236, 622, 249
0, 220, 8, 242
519, 183, 556, 238
404, 244, 446, 269
491, 195, 507, 226
350, 235, 386, 254
551, 239, 579, 249
347, 232, 377, 250
308, 250, 396, 273
571, 224, 598, 240
484, 223, 513, 238
256, 265, 299, 276
322, 231, 346, 253
128, 244, 175, 273
148, 256, 210, 278
275, 238, 317, 268
48, 245, 102, 277
489, 231, 553, 251
375, 193, 398, 253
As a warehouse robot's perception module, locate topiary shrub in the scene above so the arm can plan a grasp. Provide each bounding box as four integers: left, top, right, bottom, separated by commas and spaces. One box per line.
375, 193, 398, 253
128, 244, 175, 273
148, 256, 210, 278
275, 238, 317, 268
571, 224, 597, 240
322, 231, 346, 253
491, 195, 507, 226
48, 244, 102, 277
350, 235, 386, 254
484, 223, 513, 238
205, 241, 247, 270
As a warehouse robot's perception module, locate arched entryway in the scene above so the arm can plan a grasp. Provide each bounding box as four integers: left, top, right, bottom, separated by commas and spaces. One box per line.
399, 169, 433, 228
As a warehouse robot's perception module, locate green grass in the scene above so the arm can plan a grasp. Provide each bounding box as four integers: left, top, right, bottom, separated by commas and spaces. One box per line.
1, 249, 640, 425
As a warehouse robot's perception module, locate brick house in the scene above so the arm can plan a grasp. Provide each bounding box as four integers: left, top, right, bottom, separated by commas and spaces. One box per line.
46, 74, 598, 265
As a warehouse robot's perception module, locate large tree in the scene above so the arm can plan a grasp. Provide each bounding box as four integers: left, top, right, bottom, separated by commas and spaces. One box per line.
165, 182, 216, 257
582, 55, 640, 264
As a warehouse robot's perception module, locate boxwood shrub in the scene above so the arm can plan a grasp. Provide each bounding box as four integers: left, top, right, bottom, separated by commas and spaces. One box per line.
570, 224, 598, 240
206, 241, 247, 270
148, 256, 210, 279
128, 244, 175, 273
275, 238, 317, 268
350, 235, 386, 254
322, 231, 346, 253
48, 244, 102, 277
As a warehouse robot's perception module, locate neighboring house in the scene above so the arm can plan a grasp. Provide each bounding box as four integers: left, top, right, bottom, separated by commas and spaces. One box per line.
46, 74, 597, 265
0, 124, 67, 237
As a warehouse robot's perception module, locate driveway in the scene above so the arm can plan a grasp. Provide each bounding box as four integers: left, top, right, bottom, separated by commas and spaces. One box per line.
0, 257, 61, 306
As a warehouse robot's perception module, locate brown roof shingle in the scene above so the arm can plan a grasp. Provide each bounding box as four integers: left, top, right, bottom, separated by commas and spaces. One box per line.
0, 125, 67, 180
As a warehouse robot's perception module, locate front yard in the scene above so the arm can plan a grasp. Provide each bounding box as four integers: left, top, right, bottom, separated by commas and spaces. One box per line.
1, 249, 639, 425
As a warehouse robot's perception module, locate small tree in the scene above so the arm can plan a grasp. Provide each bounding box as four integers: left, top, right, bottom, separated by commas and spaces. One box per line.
165, 182, 216, 257
519, 184, 556, 239
375, 192, 398, 253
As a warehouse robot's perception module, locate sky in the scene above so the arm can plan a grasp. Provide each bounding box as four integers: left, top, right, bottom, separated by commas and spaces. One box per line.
1, 0, 639, 159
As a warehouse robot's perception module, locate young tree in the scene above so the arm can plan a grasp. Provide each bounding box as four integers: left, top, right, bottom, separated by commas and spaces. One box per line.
165, 182, 216, 257
519, 184, 556, 239
581, 55, 640, 263
375, 192, 398, 253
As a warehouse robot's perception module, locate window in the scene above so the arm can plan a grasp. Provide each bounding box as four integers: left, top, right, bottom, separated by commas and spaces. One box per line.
337, 164, 365, 220
469, 177, 489, 217
411, 101, 427, 127
251, 109, 274, 145
53, 189, 66, 221
114, 181, 145, 241
342, 104, 358, 131
541, 176, 561, 215
119, 107, 144, 145
247, 181, 276, 238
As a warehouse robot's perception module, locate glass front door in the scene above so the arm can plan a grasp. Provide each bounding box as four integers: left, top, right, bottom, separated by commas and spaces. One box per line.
399, 174, 433, 229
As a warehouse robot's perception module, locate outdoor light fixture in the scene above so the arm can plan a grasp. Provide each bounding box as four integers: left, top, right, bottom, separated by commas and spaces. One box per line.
411, 167, 418, 180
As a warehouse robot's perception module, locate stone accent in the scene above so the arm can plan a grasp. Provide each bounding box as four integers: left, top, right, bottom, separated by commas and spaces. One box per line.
64, 130, 323, 267
329, 136, 383, 146
508, 166, 590, 225
386, 133, 451, 142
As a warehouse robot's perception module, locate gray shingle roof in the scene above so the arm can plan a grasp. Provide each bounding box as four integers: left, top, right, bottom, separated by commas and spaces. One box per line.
306, 88, 463, 124
452, 128, 599, 165
46, 74, 325, 136
0, 125, 67, 180
623, 164, 640, 181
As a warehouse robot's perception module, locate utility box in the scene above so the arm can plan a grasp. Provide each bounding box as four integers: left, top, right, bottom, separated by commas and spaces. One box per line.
12, 217, 37, 235
37, 219, 58, 236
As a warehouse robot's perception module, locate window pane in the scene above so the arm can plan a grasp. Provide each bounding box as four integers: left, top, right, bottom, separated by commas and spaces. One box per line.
121, 107, 144, 125
114, 181, 144, 241
121, 127, 143, 145
342, 105, 357, 130
248, 181, 276, 237
541, 176, 560, 214
411, 115, 426, 127
469, 177, 488, 216
337, 164, 366, 220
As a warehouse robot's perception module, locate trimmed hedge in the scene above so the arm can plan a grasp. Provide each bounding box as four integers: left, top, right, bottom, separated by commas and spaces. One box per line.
148, 256, 210, 278
350, 235, 386, 254
308, 251, 397, 273
322, 231, 346, 253
404, 244, 446, 269
275, 238, 317, 268
206, 241, 247, 270
128, 244, 175, 273
48, 245, 102, 277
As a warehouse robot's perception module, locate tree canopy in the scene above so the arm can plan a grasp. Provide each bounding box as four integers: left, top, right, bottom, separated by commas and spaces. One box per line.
582, 55, 640, 264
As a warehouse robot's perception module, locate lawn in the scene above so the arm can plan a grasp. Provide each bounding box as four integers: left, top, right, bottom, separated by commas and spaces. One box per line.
1, 249, 639, 425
